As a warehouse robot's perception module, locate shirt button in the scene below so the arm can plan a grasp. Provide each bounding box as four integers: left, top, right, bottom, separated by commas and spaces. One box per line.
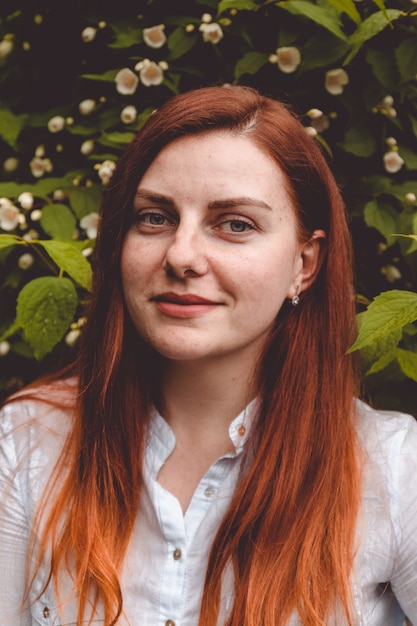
165, 621, 175, 626
204, 485, 215, 498
173, 548, 182, 560
237, 424, 246, 436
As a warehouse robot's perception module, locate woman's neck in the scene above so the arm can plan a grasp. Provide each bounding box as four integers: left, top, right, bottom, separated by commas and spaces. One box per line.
158, 352, 257, 445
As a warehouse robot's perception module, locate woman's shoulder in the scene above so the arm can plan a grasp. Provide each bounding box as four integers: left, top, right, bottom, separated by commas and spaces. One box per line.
356, 398, 417, 448
355, 399, 417, 500
0, 376, 77, 444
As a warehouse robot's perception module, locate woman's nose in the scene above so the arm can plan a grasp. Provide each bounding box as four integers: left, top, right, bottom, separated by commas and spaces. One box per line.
163, 224, 208, 278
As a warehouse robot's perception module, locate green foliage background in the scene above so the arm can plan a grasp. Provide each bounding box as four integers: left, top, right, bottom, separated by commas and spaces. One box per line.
0, 0, 416, 412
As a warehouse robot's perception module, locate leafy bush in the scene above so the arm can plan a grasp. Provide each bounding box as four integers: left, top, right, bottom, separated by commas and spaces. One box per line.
0, 0, 416, 412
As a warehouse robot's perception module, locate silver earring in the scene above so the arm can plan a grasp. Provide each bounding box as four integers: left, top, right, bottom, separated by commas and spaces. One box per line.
291, 287, 300, 306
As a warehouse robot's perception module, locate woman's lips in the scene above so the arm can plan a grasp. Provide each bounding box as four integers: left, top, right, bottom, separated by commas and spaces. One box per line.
153, 292, 221, 318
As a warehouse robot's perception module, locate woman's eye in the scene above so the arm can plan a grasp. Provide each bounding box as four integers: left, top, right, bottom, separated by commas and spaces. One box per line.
136, 211, 173, 227
221, 218, 255, 233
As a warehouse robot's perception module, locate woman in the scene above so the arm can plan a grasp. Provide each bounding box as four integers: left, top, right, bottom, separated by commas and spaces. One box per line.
1, 85, 416, 626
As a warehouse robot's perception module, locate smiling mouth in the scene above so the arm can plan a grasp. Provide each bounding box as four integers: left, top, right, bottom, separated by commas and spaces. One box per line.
154, 292, 219, 305
153, 292, 221, 317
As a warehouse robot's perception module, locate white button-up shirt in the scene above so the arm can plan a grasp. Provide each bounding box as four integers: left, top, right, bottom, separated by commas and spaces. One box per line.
1, 392, 417, 625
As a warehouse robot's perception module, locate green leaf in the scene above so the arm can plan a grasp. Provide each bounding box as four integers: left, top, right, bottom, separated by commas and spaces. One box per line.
278, 1, 347, 41
396, 37, 417, 84
0, 170, 86, 198
100, 131, 136, 147
360, 324, 402, 373
396, 348, 417, 382
344, 9, 403, 64
234, 51, 269, 80
68, 185, 101, 220
167, 27, 198, 60
15, 276, 77, 360
398, 144, 417, 171
108, 22, 143, 49
218, 0, 258, 13
0, 108, 28, 150
349, 290, 417, 352
367, 346, 398, 374
365, 49, 400, 91
81, 69, 118, 82
339, 121, 376, 157
37, 240, 92, 290
364, 200, 397, 242
0, 234, 23, 249
327, 0, 360, 25
40, 204, 77, 240
370, 0, 391, 22
298, 32, 349, 73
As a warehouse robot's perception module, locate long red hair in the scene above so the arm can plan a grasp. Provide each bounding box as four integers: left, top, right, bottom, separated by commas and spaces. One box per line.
15, 86, 360, 625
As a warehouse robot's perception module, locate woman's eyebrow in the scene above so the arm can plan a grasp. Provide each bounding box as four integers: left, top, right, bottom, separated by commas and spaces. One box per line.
135, 189, 176, 207
134, 191, 272, 212
208, 197, 273, 211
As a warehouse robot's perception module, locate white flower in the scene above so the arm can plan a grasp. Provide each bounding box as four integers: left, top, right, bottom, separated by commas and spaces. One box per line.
0, 197, 13, 208
138, 60, 164, 86
201, 13, 212, 23
306, 108, 330, 133
0, 203, 20, 230
80, 212, 99, 238
30, 156, 52, 177
3, 157, 19, 172
17, 213, 27, 228
325, 68, 349, 95
81, 26, 97, 42
35, 144, 45, 158
383, 95, 394, 107
65, 328, 81, 346
275, 47, 301, 73
78, 99, 96, 115
53, 189, 65, 201
386, 137, 397, 147
0, 341, 11, 356
30, 209, 42, 221
405, 192, 416, 204
23, 229, 39, 241
383, 151, 405, 174
381, 264, 402, 282
199, 22, 223, 44
18, 252, 35, 270
18, 191, 34, 210
82, 246, 94, 257
115, 67, 139, 95
97, 160, 116, 185
143, 24, 167, 49
80, 139, 95, 155
120, 105, 137, 124
305, 126, 317, 137
47, 115, 65, 133
0, 39, 13, 58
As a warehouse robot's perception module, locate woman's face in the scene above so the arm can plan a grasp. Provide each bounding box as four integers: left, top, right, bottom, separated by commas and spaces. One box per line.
121, 131, 320, 366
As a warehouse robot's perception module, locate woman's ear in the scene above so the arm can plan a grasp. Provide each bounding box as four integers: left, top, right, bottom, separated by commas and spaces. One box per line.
288, 230, 326, 298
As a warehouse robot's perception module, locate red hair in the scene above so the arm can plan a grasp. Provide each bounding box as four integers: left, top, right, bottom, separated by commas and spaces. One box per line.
17, 86, 360, 625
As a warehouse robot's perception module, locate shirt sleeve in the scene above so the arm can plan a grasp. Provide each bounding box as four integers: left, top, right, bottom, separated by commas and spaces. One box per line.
390, 414, 417, 626
0, 404, 33, 625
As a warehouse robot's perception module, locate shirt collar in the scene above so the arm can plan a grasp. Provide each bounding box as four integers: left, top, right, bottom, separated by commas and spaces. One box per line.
147, 397, 258, 465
